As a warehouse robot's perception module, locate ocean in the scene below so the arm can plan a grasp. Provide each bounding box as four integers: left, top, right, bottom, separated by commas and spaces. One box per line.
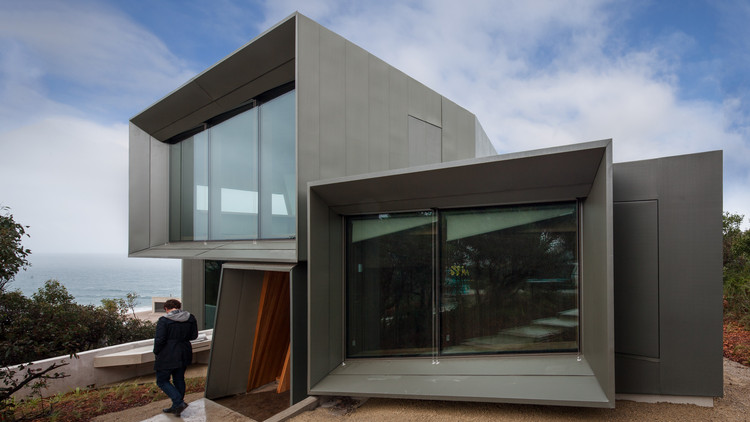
9, 253, 181, 312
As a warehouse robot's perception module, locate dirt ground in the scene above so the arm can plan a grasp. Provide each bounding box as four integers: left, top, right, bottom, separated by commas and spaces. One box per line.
214, 389, 290, 420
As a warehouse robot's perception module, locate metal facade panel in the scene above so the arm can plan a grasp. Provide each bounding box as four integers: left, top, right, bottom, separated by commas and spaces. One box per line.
131, 16, 296, 141
149, 138, 169, 247
475, 118, 495, 157
181, 259, 205, 329
612, 151, 723, 397
613, 200, 659, 358
214, 60, 295, 109
129, 123, 150, 254
440, 97, 459, 162
657, 153, 723, 396
580, 144, 615, 405
290, 263, 308, 404
444, 97, 478, 161
327, 209, 344, 371
457, 111, 476, 160
388, 69, 409, 170
307, 190, 332, 387
318, 28, 347, 180
296, 14, 322, 262
407, 78, 441, 127
205, 268, 263, 399
131, 82, 214, 138
196, 18, 295, 99
345, 42, 369, 176
408, 116, 442, 166
311, 373, 610, 407
368, 56, 390, 172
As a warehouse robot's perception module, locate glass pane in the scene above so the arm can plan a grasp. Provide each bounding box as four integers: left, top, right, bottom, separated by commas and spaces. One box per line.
209, 108, 258, 240
192, 132, 208, 240
169, 133, 208, 241
204, 260, 223, 329
440, 203, 578, 355
346, 212, 435, 358
169, 143, 181, 241
260, 90, 296, 238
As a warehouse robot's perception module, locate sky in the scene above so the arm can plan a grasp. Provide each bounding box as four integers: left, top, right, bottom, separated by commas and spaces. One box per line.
0, 0, 748, 255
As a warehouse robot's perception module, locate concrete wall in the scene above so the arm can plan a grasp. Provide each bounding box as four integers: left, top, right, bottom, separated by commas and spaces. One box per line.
5, 331, 212, 399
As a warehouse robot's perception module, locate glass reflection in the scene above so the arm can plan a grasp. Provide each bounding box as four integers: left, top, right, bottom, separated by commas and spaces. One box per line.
440, 203, 578, 355
168, 88, 296, 242
346, 212, 435, 357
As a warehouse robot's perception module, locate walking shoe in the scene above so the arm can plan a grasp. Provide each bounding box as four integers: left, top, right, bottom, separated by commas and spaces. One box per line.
173, 402, 188, 416
162, 406, 175, 413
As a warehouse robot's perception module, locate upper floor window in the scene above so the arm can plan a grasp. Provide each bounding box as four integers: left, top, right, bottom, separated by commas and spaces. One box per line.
169, 88, 295, 241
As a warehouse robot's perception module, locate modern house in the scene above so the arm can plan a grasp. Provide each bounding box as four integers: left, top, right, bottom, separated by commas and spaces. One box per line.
129, 12, 723, 409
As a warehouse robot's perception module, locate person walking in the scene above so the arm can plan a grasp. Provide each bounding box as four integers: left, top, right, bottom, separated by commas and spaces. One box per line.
154, 298, 198, 417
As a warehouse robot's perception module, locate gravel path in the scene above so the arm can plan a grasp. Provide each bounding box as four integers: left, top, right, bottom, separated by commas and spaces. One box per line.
290, 358, 750, 422
95, 358, 750, 421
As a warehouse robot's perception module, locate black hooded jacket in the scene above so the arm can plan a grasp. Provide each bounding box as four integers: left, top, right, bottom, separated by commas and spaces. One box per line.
153, 309, 198, 370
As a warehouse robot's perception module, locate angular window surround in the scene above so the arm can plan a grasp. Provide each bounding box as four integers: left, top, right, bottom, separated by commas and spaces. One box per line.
308, 140, 614, 407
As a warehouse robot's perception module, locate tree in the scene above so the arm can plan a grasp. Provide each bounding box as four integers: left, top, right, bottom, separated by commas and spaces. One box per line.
723, 212, 750, 326
0, 207, 31, 293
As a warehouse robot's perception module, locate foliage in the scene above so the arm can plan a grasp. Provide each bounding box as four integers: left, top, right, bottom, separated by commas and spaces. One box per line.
1, 361, 69, 421
8, 377, 205, 422
0, 207, 31, 293
0, 281, 156, 368
723, 212, 750, 327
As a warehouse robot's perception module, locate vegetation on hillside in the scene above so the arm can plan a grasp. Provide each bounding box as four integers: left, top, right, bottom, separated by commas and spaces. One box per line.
723, 212, 750, 326
0, 207, 31, 293
0, 207, 157, 421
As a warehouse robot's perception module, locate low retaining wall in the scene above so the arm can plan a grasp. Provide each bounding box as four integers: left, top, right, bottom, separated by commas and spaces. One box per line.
3, 329, 212, 399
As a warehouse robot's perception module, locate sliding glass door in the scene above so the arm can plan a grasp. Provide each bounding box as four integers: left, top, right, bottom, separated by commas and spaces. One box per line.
345, 202, 579, 359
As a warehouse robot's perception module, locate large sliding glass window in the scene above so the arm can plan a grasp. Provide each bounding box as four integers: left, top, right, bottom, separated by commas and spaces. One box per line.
346, 212, 435, 357
169, 89, 295, 242
345, 202, 579, 359
441, 203, 578, 355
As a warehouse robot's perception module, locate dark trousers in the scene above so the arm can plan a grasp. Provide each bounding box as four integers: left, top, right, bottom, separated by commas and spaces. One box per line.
155, 366, 187, 407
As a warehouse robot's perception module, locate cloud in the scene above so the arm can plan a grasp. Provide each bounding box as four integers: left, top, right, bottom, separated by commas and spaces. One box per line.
0, 0, 200, 253
261, 0, 750, 225
0, 0, 195, 127
0, 116, 129, 254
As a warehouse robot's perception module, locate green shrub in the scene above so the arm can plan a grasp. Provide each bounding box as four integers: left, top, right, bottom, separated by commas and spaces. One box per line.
0, 280, 156, 367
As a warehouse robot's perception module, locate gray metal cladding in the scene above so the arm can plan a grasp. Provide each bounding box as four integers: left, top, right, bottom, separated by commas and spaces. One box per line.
128, 123, 151, 254
614, 200, 659, 358
612, 151, 723, 397
149, 138, 169, 248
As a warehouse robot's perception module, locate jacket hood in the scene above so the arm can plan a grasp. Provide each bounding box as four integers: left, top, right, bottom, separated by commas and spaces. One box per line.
164, 309, 192, 322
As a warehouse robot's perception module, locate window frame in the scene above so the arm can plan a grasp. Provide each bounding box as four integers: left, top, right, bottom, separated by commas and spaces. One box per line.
168, 84, 296, 242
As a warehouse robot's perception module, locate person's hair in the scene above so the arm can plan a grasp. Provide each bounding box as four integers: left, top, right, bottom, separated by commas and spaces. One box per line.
164, 299, 182, 310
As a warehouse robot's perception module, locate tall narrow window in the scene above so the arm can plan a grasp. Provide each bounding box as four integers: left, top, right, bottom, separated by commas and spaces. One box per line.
346, 212, 435, 357
260, 90, 296, 238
